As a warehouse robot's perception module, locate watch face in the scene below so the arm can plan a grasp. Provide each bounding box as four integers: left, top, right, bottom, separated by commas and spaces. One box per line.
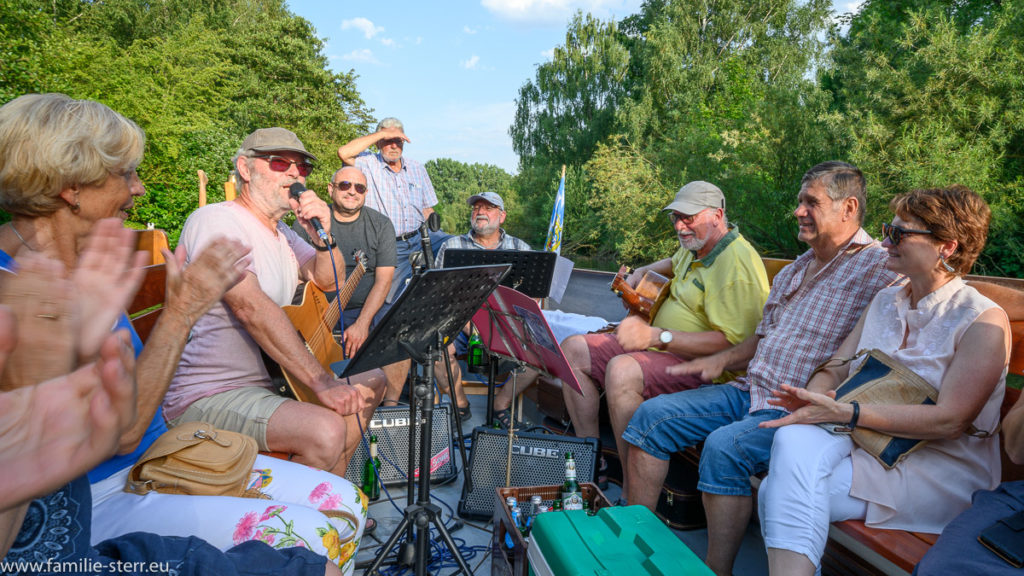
659, 330, 672, 344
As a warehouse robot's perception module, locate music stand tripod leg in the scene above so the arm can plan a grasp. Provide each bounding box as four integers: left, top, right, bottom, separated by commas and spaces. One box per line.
364, 335, 474, 576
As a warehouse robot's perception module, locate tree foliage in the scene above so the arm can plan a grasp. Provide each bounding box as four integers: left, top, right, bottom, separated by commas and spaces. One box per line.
0, 0, 374, 244
510, 0, 1024, 277
424, 158, 518, 234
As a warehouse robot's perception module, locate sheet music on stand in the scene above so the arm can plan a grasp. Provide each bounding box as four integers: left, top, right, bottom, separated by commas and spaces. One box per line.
442, 249, 558, 300
471, 285, 581, 395
335, 264, 510, 378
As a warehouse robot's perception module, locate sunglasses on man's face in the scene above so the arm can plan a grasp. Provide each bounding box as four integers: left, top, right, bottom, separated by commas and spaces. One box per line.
881, 222, 932, 246
254, 155, 314, 177
668, 209, 706, 226
331, 180, 367, 194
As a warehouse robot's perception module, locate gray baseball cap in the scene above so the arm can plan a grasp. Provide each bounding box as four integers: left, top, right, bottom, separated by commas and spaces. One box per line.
240, 127, 317, 161
466, 191, 505, 211
664, 181, 725, 214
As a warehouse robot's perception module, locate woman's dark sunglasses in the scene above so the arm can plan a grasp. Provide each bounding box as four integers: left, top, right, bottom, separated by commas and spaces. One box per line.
331, 180, 367, 194
882, 222, 932, 246
254, 155, 314, 177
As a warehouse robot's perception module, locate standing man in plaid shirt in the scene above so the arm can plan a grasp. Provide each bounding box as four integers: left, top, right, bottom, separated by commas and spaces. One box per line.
623, 161, 903, 576
338, 117, 451, 303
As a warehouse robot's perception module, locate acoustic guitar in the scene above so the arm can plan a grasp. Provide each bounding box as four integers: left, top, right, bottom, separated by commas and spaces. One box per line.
269, 251, 368, 405
610, 265, 671, 324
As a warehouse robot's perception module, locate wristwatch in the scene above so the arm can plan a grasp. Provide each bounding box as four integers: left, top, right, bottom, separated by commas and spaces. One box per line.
658, 329, 673, 350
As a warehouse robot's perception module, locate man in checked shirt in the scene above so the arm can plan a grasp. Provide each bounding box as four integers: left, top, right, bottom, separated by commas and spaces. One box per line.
338, 117, 451, 304
623, 161, 903, 576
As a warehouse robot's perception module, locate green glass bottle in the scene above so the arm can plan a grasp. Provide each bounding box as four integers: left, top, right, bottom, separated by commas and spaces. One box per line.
561, 452, 583, 510
467, 330, 485, 374
361, 435, 381, 501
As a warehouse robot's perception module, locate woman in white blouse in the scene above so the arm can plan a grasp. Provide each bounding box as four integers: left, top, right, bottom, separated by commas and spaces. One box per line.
757, 185, 1011, 575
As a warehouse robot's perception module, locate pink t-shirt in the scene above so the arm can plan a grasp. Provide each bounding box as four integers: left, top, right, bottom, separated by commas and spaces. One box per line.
162, 202, 315, 421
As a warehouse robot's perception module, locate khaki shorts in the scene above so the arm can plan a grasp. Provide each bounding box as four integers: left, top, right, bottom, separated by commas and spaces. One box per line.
167, 386, 288, 451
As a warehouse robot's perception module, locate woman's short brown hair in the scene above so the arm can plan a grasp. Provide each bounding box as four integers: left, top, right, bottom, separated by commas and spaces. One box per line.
0, 93, 145, 217
889, 185, 990, 275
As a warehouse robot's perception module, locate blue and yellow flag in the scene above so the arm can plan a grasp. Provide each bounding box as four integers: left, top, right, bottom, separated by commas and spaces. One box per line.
544, 165, 566, 254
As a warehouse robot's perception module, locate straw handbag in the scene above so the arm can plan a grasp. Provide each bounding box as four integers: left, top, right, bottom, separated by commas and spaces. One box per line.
817, 349, 992, 470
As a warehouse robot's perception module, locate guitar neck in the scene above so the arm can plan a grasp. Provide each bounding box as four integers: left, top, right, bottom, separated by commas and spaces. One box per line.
324, 263, 366, 328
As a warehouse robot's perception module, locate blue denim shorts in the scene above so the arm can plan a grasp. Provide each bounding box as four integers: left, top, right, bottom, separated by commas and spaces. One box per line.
622, 384, 785, 496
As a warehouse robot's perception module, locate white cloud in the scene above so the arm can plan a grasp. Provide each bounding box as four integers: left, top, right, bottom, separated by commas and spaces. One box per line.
481, 0, 643, 25
341, 48, 380, 64
464, 25, 478, 34
462, 55, 481, 69
380, 37, 396, 47
341, 17, 384, 39
540, 48, 555, 60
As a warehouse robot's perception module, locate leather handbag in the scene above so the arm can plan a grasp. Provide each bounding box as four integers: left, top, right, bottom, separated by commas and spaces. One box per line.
817, 349, 992, 470
125, 421, 263, 498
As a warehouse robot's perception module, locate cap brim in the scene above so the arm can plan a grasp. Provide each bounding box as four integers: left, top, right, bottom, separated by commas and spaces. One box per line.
664, 200, 706, 214
249, 145, 317, 162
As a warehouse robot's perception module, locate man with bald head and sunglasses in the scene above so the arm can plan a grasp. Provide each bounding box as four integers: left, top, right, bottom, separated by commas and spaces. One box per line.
338, 117, 451, 304
165, 128, 386, 477
292, 165, 409, 400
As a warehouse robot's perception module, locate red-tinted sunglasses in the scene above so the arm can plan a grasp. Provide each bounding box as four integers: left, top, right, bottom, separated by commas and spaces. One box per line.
331, 180, 367, 194
254, 155, 314, 177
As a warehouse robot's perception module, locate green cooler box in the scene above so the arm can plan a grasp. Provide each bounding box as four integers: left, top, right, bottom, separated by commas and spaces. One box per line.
526, 505, 714, 576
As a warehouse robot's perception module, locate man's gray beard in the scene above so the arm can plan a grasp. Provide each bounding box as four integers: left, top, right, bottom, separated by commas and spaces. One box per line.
472, 219, 499, 237
680, 235, 706, 252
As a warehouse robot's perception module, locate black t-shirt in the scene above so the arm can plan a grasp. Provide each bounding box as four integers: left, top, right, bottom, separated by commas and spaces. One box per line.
292, 206, 397, 308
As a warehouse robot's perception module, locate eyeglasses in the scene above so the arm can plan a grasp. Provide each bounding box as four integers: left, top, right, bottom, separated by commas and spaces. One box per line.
881, 222, 932, 246
378, 138, 404, 148
331, 180, 367, 194
669, 210, 706, 226
253, 155, 314, 177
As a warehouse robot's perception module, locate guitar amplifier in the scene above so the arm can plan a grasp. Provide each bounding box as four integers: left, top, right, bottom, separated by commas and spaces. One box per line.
343, 403, 457, 486
458, 427, 599, 518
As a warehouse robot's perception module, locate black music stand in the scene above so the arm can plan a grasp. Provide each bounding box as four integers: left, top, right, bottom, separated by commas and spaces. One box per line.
442, 250, 560, 423
442, 249, 557, 299
339, 264, 509, 576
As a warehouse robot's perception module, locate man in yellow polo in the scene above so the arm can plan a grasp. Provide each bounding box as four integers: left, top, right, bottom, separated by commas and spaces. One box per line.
561, 181, 769, 496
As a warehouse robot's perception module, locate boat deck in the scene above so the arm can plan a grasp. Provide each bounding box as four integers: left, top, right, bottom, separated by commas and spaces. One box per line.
352, 268, 769, 575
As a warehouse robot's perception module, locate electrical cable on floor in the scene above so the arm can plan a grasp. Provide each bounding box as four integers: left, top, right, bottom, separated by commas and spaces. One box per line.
355, 376, 487, 574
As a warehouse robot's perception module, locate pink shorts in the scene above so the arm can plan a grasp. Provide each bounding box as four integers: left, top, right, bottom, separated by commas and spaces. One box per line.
584, 333, 705, 398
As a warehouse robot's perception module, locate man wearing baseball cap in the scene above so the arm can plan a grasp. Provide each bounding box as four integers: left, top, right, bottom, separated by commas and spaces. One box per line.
165, 127, 386, 477
436, 191, 530, 265
561, 180, 769, 497
424, 191, 531, 420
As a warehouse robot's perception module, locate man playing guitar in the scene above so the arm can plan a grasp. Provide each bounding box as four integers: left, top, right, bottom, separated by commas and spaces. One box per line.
561, 181, 769, 497
163, 128, 386, 476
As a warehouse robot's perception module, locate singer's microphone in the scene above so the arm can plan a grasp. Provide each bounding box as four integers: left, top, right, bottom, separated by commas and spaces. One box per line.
288, 182, 329, 243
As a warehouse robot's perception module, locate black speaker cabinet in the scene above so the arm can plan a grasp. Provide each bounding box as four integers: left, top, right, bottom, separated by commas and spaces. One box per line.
343, 403, 457, 486
458, 427, 599, 518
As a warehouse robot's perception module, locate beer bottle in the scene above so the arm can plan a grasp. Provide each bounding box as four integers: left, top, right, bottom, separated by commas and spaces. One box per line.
467, 330, 485, 373
561, 452, 584, 510
361, 435, 381, 501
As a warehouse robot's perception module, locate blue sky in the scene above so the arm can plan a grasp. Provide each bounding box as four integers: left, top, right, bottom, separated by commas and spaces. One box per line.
285, 0, 645, 174
285, 0, 862, 175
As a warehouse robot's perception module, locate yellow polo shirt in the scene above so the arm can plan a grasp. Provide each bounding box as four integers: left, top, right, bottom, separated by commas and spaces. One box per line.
652, 228, 769, 346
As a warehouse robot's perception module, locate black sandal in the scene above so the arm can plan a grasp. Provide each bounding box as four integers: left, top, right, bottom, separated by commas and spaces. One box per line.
494, 408, 512, 429
457, 404, 472, 422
